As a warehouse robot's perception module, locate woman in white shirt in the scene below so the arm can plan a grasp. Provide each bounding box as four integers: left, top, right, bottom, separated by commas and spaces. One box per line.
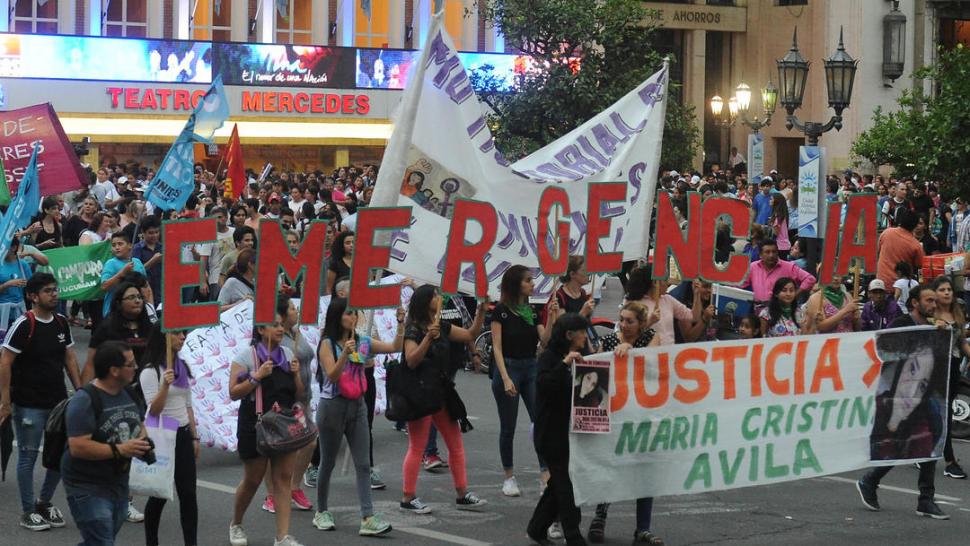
139, 325, 199, 546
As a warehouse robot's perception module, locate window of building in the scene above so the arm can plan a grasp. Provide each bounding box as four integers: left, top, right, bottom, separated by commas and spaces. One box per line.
276, 0, 313, 44
776, 0, 808, 6
13, 0, 58, 33
192, 0, 232, 41
441, 0, 465, 50
105, 0, 148, 37
354, 0, 389, 47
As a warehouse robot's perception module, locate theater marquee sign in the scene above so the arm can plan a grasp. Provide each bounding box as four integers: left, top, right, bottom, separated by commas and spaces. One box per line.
642, 2, 747, 33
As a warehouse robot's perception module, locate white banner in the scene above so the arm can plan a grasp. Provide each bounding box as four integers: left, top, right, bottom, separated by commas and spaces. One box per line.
180, 276, 411, 451
796, 145, 823, 238
747, 132, 764, 185
569, 327, 950, 505
371, 15, 667, 299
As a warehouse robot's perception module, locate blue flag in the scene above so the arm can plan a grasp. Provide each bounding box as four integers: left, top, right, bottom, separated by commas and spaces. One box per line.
146, 76, 229, 211
0, 145, 41, 260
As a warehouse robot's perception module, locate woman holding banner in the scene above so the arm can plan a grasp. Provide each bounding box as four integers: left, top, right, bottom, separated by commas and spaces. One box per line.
491, 265, 555, 498
758, 278, 802, 337
931, 276, 970, 479
139, 325, 199, 546
587, 302, 662, 545
311, 296, 403, 536
527, 312, 590, 546
803, 276, 860, 334
227, 310, 306, 546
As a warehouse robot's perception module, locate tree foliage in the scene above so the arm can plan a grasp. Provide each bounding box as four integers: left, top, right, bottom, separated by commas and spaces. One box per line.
852, 44, 970, 196
475, 0, 700, 169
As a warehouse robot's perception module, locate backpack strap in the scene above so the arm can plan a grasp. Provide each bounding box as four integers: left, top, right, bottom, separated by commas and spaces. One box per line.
80, 383, 104, 422
25, 311, 36, 344
252, 347, 263, 418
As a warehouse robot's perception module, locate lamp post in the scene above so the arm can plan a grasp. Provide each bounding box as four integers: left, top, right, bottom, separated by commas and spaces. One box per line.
776, 27, 858, 146
883, 0, 906, 82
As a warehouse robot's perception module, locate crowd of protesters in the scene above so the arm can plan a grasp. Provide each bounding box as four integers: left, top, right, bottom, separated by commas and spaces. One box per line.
0, 158, 965, 546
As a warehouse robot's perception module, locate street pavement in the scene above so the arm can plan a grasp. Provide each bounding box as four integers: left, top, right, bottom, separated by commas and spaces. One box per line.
3, 278, 970, 545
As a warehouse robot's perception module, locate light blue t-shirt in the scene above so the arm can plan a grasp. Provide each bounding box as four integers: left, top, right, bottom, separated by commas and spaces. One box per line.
0, 258, 31, 304
319, 335, 373, 399
101, 257, 147, 315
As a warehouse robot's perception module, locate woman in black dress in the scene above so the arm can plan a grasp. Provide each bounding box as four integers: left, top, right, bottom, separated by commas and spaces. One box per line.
326, 231, 354, 294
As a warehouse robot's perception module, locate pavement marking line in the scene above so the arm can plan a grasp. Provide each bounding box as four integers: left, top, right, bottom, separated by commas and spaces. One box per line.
196, 478, 493, 545
396, 526, 492, 546
197, 479, 240, 495
821, 476, 961, 503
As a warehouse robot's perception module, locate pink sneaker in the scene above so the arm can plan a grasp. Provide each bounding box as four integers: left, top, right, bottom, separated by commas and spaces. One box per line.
291, 489, 313, 511
261, 495, 276, 513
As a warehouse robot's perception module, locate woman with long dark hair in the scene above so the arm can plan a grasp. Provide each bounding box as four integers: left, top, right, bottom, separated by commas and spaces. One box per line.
803, 275, 859, 334
624, 264, 704, 346
399, 284, 485, 514
139, 325, 199, 546
311, 297, 403, 535
218, 248, 256, 311
931, 276, 970, 479
491, 265, 555, 497
325, 231, 354, 295
527, 312, 590, 546
758, 277, 801, 337
228, 309, 306, 546
769, 193, 791, 259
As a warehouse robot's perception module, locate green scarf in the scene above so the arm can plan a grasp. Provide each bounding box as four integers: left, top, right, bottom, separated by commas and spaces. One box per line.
510, 303, 535, 326
781, 306, 794, 319
823, 286, 845, 308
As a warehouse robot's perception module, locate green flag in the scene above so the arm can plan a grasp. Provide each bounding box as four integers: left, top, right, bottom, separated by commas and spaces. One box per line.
0, 158, 10, 207
35, 241, 113, 300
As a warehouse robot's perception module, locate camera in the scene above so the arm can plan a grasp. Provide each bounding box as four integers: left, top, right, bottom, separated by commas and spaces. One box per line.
138, 437, 157, 465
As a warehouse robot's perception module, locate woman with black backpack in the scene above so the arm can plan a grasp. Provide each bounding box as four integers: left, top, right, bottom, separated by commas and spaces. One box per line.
398, 284, 486, 514
310, 297, 402, 536
139, 324, 199, 546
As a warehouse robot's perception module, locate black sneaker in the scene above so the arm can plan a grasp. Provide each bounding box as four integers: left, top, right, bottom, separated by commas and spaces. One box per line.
35, 502, 66, 528
455, 492, 487, 511
944, 461, 967, 479
20, 512, 51, 531
856, 480, 880, 511
399, 497, 432, 514
588, 515, 606, 543
916, 500, 950, 520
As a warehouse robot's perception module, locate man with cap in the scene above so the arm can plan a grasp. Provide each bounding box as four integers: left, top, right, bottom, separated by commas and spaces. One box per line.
860, 279, 901, 332
266, 193, 283, 219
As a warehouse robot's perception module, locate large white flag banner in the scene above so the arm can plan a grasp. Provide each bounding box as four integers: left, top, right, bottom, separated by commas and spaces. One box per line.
179, 276, 411, 451
371, 15, 668, 299
569, 327, 951, 505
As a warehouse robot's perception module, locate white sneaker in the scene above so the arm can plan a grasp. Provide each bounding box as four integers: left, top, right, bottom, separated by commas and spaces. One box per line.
502, 476, 521, 497
126, 501, 145, 523
273, 535, 305, 546
548, 521, 564, 540
229, 524, 248, 546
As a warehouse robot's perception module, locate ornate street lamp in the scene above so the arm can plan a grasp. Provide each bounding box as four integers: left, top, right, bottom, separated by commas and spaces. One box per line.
709, 93, 737, 128
776, 26, 857, 145
883, 0, 906, 81
735, 79, 777, 132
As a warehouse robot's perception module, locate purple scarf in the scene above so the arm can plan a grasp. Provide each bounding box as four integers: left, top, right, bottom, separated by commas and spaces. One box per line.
170, 356, 190, 389
255, 342, 290, 372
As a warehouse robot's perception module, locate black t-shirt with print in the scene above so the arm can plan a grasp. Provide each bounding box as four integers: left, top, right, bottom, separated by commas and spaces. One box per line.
90, 315, 153, 365
3, 312, 74, 409
493, 303, 540, 359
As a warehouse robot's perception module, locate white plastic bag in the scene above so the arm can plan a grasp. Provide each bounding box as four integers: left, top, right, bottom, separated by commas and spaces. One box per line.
129, 414, 178, 501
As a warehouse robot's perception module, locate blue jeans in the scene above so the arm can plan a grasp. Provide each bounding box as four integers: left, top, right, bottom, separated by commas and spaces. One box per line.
67, 492, 128, 545
491, 357, 543, 470
424, 425, 439, 457
12, 405, 60, 514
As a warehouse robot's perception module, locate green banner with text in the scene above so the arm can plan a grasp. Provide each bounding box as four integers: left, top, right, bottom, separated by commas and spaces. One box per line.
36, 241, 112, 301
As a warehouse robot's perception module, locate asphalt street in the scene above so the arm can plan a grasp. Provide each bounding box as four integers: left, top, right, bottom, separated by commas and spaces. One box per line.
3, 278, 970, 545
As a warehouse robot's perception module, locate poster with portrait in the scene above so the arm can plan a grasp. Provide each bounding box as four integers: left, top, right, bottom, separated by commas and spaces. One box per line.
869, 326, 951, 464
572, 358, 611, 434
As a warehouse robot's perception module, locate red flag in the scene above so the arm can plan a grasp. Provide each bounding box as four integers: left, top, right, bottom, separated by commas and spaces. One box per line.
225, 124, 246, 200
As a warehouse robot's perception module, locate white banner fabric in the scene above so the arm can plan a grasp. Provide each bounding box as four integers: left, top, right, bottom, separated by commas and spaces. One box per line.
370, 15, 668, 299
569, 327, 950, 505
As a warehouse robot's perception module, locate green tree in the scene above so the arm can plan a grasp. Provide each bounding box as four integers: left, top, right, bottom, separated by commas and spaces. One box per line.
475, 0, 700, 170
852, 44, 970, 196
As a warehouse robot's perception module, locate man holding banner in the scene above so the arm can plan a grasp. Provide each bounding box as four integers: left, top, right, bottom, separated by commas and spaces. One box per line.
857, 284, 951, 520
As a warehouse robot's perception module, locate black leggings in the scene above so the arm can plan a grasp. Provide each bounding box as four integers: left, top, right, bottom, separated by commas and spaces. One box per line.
145, 425, 198, 546
944, 356, 962, 463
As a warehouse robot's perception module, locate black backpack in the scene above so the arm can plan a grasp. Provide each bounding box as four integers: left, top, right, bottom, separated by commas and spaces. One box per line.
42, 384, 104, 471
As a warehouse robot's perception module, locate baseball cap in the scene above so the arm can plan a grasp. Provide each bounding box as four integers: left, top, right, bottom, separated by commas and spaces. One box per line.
868, 279, 886, 292
669, 170, 680, 178
269, 192, 281, 203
